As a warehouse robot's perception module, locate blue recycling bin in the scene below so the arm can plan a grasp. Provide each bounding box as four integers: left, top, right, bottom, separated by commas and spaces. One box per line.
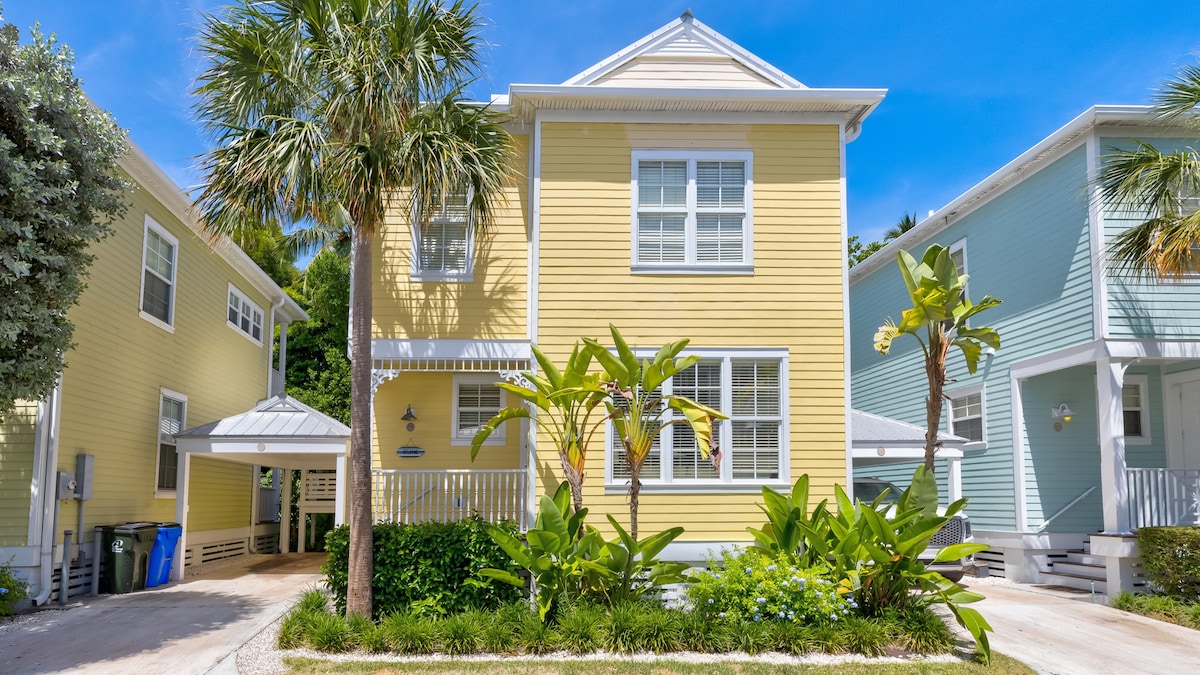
146, 522, 182, 588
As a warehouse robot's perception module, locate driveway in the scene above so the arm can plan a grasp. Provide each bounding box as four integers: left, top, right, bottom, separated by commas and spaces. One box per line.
969, 581, 1200, 674
0, 553, 324, 675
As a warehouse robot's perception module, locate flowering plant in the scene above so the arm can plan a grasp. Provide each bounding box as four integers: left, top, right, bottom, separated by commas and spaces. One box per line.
685, 550, 853, 624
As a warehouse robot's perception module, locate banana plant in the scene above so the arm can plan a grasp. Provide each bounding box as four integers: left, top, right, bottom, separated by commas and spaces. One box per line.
584, 325, 726, 538
873, 244, 1001, 473
578, 515, 688, 605
470, 343, 608, 516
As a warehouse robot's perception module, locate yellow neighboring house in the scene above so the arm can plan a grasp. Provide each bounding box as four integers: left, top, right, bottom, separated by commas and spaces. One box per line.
370, 13, 884, 558
0, 137, 308, 606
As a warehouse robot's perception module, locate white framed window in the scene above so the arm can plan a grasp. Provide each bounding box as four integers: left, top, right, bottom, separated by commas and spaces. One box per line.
227, 284, 264, 344
412, 190, 472, 281
1122, 374, 1151, 445
606, 349, 788, 488
452, 375, 505, 446
140, 216, 178, 331
631, 150, 753, 272
156, 389, 187, 495
949, 237, 968, 299
947, 384, 985, 448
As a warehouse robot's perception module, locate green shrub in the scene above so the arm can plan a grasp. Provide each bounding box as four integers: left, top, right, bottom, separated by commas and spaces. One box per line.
687, 551, 853, 625
887, 605, 956, 654
1112, 590, 1200, 630
0, 559, 28, 616
277, 610, 310, 649
840, 616, 888, 656
380, 613, 438, 654
1138, 526, 1200, 601
439, 611, 486, 655
515, 611, 559, 654
728, 620, 773, 655
601, 601, 641, 653
631, 606, 681, 653
557, 603, 604, 654
307, 612, 353, 652
324, 516, 522, 617
296, 588, 330, 614
347, 613, 387, 653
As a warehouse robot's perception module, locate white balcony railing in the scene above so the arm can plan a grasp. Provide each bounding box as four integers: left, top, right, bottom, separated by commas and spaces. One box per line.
372, 469, 527, 530
1127, 468, 1200, 528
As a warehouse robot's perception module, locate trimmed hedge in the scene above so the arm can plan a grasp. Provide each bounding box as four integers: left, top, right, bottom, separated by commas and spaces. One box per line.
324, 517, 523, 617
1138, 526, 1200, 601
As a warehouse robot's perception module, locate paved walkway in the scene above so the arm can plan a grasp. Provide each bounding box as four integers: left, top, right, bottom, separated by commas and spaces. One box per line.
0, 553, 324, 675
969, 581, 1200, 674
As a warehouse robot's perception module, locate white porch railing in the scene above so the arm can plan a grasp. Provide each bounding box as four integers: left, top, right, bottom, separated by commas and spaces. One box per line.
304, 470, 338, 503
372, 469, 527, 530
1127, 468, 1200, 528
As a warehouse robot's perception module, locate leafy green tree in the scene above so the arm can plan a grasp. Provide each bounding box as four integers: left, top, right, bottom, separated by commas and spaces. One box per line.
1101, 62, 1200, 278
848, 234, 884, 267
873, 245, 1001, 472
0, 12, 127, 420
193, 0, 513, 618
231, 219, 298, 289
284, 249, 351, 425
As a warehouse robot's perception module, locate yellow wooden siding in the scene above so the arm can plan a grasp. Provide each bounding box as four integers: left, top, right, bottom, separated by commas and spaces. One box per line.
536, 122, 846, 542
52, 176, 272, 537
372, 372, 520, 471
186, 457, 253, 531
373, 134, 530, 340
0, 402, 37, 546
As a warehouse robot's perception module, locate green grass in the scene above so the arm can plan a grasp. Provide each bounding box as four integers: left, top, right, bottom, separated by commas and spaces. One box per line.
283, 653, 1035, 674
1111, 591, 1200, 630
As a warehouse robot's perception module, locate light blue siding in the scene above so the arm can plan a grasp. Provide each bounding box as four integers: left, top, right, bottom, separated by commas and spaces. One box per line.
851, 145, 1096, 531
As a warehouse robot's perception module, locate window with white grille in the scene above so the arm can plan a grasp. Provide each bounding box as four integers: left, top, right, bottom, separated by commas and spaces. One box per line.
227, 285, 264, 343
632, 151, 752, 270
452, 375, 505, 445
608, 351, 786, 486
948, 387, 984, 444
156, 391, 186, 493
140, 217, 178, 329
1123, 375, 1150, 444
413, 191, 471, 279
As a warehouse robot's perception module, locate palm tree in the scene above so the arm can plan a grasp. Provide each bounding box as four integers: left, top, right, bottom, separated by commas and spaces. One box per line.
1101, 63, 1200, 278
192, 0, 512, 618
884, 212, 918, 242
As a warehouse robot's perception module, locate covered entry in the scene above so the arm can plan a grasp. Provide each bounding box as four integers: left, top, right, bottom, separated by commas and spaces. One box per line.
173, 394, 350, 580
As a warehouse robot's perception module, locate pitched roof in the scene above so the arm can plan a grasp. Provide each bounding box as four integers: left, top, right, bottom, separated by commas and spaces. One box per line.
176, 394, 349, 440
851, 409, 966, 445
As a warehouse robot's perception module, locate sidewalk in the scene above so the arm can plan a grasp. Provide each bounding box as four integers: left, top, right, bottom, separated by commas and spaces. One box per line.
0, 553, 324, 675
969, 581, 1200, 674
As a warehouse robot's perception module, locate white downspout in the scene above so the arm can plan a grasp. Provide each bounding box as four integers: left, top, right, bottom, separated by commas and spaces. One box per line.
32, 379, 64, 606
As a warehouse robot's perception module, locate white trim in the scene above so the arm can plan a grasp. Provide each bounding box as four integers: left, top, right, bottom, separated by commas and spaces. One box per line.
840, 122, 853, 495
948, 236, 969, 299
451, 374, 507, 446
528, 116, 542, 344
155, 388, 187, 496
371, 339, 532, 361
946, 383, 987, 449
1086, 130, 1110, 340
533, 109, 851, 126
1162, 368, 1200, 469
409, 191, 475, 281
1121, 374, 1151, 445
226, 283, 265, 345
630, 150, 754, 271
1011, 375, 1029, 532
139, 215, 178, 332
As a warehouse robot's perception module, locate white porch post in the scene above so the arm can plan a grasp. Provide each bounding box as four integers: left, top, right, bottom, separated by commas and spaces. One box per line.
1097, 357, 1131, 534
171, 452, 192, 582
280, 468, 292, 554
335, 454, 347, 526
946, 455, 963, 503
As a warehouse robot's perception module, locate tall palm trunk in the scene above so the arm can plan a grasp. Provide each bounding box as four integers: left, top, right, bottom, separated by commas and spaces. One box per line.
924, 328, 951, 473
347, 224, 374, 617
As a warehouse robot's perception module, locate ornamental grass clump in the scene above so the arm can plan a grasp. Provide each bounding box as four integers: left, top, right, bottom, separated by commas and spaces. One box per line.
687, 551, 853, 624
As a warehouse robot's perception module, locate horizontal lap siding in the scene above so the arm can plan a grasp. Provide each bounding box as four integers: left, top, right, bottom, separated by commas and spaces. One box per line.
187, 457, 253, 531
538, 122, 845, 542
373, 135, 530, 341
53, 176, 272, 538
850, 146, 1095, 532
0, 402, 37, 546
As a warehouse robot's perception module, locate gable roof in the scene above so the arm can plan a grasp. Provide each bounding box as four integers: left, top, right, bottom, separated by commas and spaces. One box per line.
176, 394, 349, 440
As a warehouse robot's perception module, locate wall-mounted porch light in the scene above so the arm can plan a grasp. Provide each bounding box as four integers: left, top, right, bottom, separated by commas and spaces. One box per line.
402, 405, 417, 432
1051, 403, 1074, 423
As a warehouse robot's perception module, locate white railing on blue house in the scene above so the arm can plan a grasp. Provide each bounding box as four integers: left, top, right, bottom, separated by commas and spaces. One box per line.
372, 469, 528, 530
1127, 468, 1200, 528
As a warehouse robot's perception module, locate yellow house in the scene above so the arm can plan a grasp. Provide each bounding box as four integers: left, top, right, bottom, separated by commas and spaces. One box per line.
370, 13, 884, 558
0, 137, 308, 605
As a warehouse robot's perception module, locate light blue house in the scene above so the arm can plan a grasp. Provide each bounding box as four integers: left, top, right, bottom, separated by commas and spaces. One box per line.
849, 105, 1200, 595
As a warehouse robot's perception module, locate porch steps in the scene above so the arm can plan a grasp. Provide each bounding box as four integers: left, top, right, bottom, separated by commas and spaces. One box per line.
1041, 549, 1107, 594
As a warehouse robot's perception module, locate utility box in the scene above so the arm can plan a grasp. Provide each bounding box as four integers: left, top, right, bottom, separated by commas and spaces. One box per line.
56, 471, 77, 499
99, 522, 157, 593
75, 454, 95, 500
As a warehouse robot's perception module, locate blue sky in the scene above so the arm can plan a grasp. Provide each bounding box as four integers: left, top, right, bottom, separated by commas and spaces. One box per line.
6, 1, 1200, 243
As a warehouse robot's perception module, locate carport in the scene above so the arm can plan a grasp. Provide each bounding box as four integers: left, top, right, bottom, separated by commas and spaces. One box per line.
851, 409, 966, 501
172, 394, 350, 580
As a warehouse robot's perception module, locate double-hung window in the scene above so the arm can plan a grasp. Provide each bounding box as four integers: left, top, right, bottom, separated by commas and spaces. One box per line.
632, 151, 752, 271
156, 390, 186, 493
608, 350, 786, 487
452, 375, 505, 445
140, 217, 178, 329
227, 285, 264, 343
1122, 375, 1151, 444
949, 237, 968, 300
412, 190, 471, 280
947, 385, 985, 446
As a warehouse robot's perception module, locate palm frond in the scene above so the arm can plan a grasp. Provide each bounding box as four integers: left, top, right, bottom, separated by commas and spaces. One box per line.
1154, 63, 1200, 123
1110, 212, 1200, 279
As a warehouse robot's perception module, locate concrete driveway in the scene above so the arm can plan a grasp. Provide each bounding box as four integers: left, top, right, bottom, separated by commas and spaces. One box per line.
0, 553, 324, 675
969, 581, 1200, 674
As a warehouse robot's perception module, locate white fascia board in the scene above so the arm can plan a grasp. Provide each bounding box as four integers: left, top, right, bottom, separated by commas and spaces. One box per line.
850, 105, 1159, 282
177, 437, 347, 455
371, 338, 532, 361
1009, 338, 1200, 381
852, 447, 964, 461
119, 139, 308, 323
510, 84, 886, 108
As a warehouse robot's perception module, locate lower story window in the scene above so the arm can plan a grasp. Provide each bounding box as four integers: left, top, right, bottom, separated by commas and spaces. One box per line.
157, 391, 186, 492
948, 388, 984, 443
609, 351, 786, 485
453, 375, 505, 445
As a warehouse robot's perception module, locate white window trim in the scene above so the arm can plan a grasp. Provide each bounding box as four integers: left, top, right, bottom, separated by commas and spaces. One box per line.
603, 347, 789, 491
949, 236, 969, 298
1123, 374, 1151, 445
155, 388, 187, 498
139, 216, 179, 333
946, 383, 987, 451
629, 150, 754, 274
410, 193, 475, 282
451, 374, 506, 446
227, 284, 265, 345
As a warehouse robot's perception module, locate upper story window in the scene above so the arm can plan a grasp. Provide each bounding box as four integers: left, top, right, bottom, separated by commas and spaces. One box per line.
949, 237, 968, 297
947, 385, 985, 446
607, 350, 786, 488
227, 285, 264, 344
1123, 375, 1151, 445
631, 151, 753, 272
140, 217, 178, 331
452, 375, 505, 446
412, 191, 471, 281
156, 390, 186, 494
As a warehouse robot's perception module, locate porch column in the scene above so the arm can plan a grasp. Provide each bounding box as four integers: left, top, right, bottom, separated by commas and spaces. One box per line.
335, 454, 347, 526
280, 468, 292, 554
1096, 357, 1131, 534
171, 452, 192, 582
946, 455, 963, 503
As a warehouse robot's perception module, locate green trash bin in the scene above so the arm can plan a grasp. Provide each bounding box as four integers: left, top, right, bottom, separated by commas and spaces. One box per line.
99, 522, 158, 593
